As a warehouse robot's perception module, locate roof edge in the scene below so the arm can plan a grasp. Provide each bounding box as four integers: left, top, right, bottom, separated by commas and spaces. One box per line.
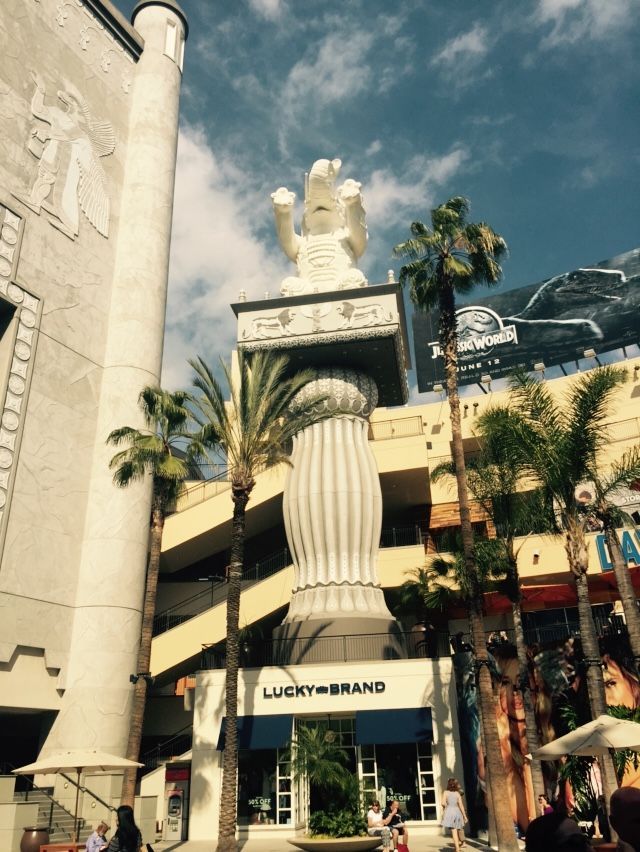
132, 0, 189, 39
85, 0, 144, 59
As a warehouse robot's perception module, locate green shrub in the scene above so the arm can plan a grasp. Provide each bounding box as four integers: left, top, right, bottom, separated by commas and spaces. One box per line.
308, 809, 367, 838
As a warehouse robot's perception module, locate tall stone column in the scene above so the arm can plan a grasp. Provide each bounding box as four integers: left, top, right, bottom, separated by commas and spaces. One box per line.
41, 1, 187, 756
278, 368, 396, 644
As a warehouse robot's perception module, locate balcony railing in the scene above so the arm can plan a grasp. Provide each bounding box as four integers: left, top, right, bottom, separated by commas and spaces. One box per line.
201, 629, 451, 669
153, 526, 430, 637
368, 416, 424, 441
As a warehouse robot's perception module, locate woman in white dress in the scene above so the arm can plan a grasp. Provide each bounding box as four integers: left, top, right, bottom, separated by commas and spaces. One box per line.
441, 778, 468, 852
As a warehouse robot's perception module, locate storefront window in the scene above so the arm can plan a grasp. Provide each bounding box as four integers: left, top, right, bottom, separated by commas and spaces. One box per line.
376, 743, 423, 820
237, 749, 277, 825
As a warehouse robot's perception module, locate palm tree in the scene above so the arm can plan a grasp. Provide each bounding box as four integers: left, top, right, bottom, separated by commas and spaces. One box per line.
432, 438, 552, 798
107, 387, 198, 806
393, 197, 517, 852
484, 365, 640, 829
189, 351, 329, 852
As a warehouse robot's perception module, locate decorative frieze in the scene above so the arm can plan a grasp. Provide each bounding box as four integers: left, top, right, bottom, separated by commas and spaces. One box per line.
32, 0, 137, 95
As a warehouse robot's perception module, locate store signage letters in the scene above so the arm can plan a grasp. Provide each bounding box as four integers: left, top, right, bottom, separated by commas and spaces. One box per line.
263, 681, 386, 699
596, 530, 640, 572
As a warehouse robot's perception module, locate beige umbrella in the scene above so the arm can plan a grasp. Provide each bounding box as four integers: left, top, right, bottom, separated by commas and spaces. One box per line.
532, 715, 640, 758
13, 749, 143, 842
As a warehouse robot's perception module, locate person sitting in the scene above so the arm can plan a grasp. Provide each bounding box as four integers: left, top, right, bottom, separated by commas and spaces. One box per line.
86, 821, 109, 852
538, 794, 554, 816
383, 799, 409, 850
367, 800, 392, 850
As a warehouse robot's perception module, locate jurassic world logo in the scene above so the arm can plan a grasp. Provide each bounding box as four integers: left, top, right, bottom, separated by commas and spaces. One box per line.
428, 306, 518, 360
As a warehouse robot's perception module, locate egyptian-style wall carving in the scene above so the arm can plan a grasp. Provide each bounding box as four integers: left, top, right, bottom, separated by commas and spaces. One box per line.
13, 74, 115, 239
272, 158, 369, 296
0, 204, 41, 549
241, 299, 395, 341
31, 0, 137, 94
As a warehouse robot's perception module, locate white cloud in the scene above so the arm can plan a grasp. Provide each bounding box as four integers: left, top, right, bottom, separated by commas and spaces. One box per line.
248, 0, 286, 21
363, 147, 469, 232
432, 23, 489, 67
282, 31, 373, 111
161, 125, 288, 389
534, 0, 633, 46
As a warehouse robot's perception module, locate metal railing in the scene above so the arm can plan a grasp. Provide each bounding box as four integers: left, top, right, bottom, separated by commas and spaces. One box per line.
153, 547, 291, 636
202, 629, 451, 669
369, 416, 424, 441
153, 526, 430, 638
141, 725, 193, 773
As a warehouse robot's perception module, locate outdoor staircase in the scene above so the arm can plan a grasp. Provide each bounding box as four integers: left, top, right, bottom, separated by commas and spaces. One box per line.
13, 788, 89, 842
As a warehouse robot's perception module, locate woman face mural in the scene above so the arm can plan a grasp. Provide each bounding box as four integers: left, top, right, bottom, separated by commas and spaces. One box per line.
602, 649, 640, 788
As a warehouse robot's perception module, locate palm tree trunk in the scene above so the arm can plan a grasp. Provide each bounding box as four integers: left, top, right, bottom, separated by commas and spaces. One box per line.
511, 597, 545, 806
121, 497, 164, 806
565, 515, 618, 839
217, 487, 250, 852
439, 285, 519, 852
603, 524, 640, 665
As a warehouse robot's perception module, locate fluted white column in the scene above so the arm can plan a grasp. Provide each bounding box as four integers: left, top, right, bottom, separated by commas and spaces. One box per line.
282, 368, 392, 625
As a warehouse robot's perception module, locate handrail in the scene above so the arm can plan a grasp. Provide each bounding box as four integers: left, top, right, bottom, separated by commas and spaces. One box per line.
153, 526, 428, 637
9, 766, 77, 824
141, 724, 193, 772
59, 771, 116, 813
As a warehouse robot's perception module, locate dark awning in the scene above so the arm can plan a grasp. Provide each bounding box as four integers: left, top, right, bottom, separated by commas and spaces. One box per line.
355, 708, 433, 745
216, 714, 293, 751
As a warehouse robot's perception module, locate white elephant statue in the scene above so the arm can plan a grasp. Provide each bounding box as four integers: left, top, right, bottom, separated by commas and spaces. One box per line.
271, 158, 369, 297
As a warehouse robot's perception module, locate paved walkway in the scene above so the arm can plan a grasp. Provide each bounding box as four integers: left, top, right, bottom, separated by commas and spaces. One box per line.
151, 837, 496, 852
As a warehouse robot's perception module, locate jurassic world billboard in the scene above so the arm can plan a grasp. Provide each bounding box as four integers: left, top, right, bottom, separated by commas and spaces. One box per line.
412, 247, 640, 392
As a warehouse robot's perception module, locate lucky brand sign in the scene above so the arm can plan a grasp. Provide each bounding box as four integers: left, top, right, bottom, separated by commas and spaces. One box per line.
412, 246, 640, 392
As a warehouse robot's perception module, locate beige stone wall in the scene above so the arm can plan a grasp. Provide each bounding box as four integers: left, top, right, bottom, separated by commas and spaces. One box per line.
0, 0, 134, 673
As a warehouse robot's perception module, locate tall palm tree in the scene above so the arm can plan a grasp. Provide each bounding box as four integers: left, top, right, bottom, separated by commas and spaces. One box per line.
393, 197, 517, 852
484, 365, 640, 830
189, 351, 328, 852
107, 387, 198, 806
431, 447, 551, 800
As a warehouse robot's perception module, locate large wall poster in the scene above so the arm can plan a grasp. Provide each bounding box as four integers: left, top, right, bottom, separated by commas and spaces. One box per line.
413, 247, 640, 392
453, 632, 640, 837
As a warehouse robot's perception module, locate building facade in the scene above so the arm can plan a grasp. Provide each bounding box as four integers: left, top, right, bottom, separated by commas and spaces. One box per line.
0, 0, 187, 771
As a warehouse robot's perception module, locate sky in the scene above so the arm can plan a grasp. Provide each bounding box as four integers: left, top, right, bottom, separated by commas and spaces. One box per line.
115, 0, 640, 397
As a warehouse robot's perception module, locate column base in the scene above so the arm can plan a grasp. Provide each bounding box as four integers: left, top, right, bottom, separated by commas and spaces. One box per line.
272, 617, 407, 665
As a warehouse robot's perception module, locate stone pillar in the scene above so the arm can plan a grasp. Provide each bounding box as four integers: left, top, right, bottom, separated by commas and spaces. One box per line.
41, 1, 187, 755
277, 368, 399, 654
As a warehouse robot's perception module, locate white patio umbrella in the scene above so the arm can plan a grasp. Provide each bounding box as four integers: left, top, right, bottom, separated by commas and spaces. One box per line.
13, 749, 143, 842
532, 715, 640, 758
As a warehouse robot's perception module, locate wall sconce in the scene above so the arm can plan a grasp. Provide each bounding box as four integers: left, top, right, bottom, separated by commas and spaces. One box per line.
130, 672, 155, 686
634, 365, 640, 381
473, 401, 479, 412
480, 374, 491, 393
433, 383, 444, 393
583, 348, 596, 358
532, 549, 540, 566
463, 403, 469, 418
534, 361, 545, 377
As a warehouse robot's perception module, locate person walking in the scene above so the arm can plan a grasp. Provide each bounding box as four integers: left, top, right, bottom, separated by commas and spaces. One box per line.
442, 778, 468, 852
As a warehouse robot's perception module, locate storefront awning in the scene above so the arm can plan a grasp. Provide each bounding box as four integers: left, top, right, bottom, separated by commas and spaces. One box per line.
355, 708, 433, 745
216, 714, 293, 751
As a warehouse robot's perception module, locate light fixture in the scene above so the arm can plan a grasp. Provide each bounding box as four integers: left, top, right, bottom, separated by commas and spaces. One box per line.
480, 374, 491, 393
583, 348, 596, 358
433, 383, 444, 393
130, 673, 155, 686
634, 365, 640, 381
533, 361, 545, 375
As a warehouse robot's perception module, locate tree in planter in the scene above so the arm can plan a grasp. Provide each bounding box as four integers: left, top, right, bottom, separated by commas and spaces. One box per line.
107, 387, 198, 806
189, 351, 329, 852
431, 436, 554, 799
483, 366, 640, 829
393, 197, 517, 852
290, 722, 366, 838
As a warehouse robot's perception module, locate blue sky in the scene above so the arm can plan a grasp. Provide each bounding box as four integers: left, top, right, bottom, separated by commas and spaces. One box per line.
115, 0, 640, 395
